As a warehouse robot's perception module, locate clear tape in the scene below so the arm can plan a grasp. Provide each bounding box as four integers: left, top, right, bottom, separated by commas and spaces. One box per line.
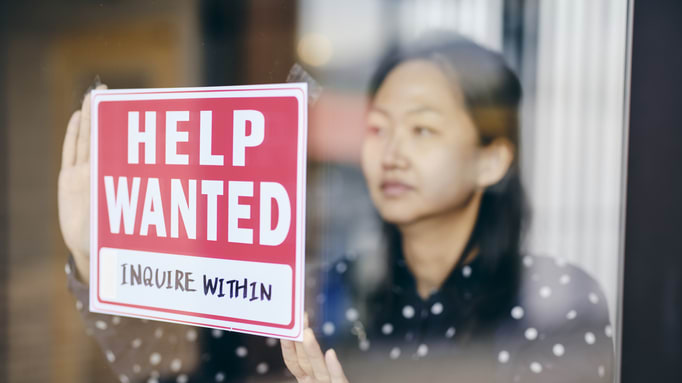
286, 63, 323, 106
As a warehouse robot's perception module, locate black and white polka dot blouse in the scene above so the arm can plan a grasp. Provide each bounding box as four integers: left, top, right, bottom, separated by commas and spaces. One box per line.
66, 251, 614, 382
309, 252, 614, 382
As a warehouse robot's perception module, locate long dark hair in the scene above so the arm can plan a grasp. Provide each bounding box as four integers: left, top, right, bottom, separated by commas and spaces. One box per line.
369, 32, 528, 325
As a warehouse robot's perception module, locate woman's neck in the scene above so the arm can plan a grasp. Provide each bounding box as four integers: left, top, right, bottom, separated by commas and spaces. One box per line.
399, 191, 483, 300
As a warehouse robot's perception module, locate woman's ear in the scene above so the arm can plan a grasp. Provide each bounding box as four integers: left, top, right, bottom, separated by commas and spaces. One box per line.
475, 138, 514, 188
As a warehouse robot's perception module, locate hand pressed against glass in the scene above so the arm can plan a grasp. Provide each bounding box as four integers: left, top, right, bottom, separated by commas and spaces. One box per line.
281, 316, 349, 383
58, 84, 108, 283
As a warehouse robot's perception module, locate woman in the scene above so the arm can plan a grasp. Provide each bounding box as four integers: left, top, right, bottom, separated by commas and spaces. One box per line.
59, 34, 613, 382
279, 34, 614, 382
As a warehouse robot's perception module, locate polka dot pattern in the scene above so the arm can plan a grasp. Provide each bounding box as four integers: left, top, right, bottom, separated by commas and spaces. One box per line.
525, 327, 538, 341
498, 350, 510, 363
416, 344, 428, 357
170, 358, 182, 373
235, 346, 248, 358
359, 339, 370, 351
585, 332, 596, 345
256, 362, 269, 375
511, 306, 524, 320
530, 361, 543, 373
65, 254, 613, 382
149, 352, 161, 366
553, 343, 565, 357
345, 308, 359, 322
322, 321, 336, 336
336, 262, 347, 274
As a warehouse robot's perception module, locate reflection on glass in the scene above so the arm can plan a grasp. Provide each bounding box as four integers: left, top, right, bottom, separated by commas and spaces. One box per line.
4, 1, 629, 382
285, 33, 615, 382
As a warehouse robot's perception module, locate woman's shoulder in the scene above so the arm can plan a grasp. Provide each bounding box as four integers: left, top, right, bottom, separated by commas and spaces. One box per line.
518, 254, 604, 288
510, 254, 611, 332
489, 255, 615, 381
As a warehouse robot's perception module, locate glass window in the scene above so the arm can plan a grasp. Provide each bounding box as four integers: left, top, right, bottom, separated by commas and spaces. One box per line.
2, 0, 631, 382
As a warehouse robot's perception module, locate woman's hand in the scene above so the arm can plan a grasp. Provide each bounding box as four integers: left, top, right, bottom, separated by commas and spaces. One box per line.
281, 326, 349, 383
58, 84, 107, 283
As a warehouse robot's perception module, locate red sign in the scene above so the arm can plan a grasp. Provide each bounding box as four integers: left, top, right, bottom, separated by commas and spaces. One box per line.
89, 84, 307, 340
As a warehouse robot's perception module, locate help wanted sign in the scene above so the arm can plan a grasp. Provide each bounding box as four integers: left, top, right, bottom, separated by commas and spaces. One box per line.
89, 84, 307, 340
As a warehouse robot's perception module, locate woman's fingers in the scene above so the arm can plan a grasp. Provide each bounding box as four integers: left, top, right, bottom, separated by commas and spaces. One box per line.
325, 349, 349, 383
76, 91, 91, 164
294, 335, 315, 378
62, 110, 81, 169
303, 328, 331, 382
281, 329, 348, 383
281, 339, 308, 380
76, 84, 107, 164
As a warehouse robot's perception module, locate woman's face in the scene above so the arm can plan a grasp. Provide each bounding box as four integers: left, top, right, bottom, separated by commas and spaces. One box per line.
362, 59, 483, 226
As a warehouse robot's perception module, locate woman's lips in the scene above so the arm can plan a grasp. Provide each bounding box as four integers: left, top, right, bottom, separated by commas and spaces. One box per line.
380, 181, 414, 197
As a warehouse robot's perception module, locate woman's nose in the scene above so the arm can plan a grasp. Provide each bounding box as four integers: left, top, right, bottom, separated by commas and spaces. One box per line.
381, 131, 408, 170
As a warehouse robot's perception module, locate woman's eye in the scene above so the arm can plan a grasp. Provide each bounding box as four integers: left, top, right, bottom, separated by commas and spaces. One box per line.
413, 126, 434, 136
367, 125, 383, 135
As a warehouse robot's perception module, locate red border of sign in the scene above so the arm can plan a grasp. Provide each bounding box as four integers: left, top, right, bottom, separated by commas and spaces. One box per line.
90, 84, 307, 340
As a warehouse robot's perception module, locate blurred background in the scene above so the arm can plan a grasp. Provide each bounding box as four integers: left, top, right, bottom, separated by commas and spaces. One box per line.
0, 0, 630, 382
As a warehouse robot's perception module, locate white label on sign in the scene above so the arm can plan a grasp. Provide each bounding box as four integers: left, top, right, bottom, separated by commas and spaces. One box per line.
98, 247, 293, 325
